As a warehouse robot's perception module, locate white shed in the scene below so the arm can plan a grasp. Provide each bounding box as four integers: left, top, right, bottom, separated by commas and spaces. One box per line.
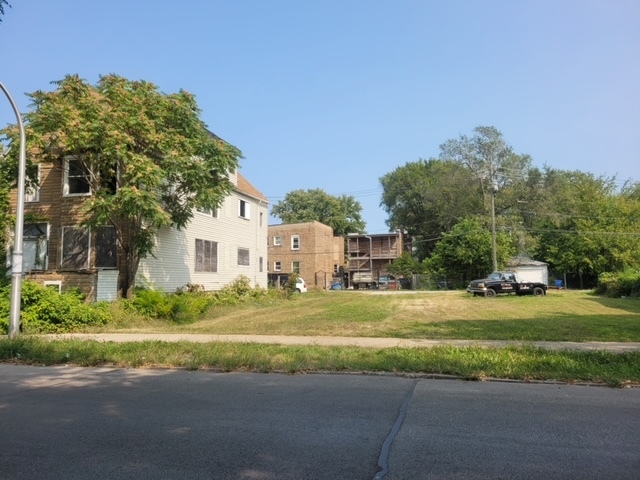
506, 256, 548, 285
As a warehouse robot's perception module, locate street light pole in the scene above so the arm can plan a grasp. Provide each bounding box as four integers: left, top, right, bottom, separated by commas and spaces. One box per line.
1, 82, 27, 338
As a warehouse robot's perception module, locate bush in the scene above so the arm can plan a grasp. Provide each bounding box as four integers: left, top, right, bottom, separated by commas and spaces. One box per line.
0, 281, 110, 334
596, 270, 640, 298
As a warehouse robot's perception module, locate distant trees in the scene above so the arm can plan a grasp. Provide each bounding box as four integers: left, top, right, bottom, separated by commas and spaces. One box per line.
271, 188, 366, 236
381, 126, 640, 288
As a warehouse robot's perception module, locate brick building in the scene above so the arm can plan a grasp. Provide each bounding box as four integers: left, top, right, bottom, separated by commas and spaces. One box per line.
267, 221, 344, 289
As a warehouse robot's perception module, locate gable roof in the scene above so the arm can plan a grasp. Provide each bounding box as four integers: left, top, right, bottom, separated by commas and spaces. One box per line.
236, 172, 269, 203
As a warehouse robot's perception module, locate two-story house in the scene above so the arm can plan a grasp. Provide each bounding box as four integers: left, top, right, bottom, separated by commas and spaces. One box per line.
267, 221, 344, 289
9, 157, 268, 300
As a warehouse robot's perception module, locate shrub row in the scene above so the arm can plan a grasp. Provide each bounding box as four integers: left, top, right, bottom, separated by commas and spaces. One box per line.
0, 282, 110, 334
0, 276, 292, 334
596, 270, 640, 298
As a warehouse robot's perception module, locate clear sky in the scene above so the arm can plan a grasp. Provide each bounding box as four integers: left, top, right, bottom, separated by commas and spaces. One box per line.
1, 0, 638, 233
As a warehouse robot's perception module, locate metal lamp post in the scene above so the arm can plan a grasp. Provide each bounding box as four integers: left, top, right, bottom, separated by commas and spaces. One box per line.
0, 82, 27, 338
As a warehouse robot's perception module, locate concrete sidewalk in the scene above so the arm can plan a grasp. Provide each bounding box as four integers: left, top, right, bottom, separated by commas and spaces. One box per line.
52, 333, 640, 353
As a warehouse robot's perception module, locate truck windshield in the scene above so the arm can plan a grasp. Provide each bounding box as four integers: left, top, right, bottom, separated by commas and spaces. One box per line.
488, 272, 503, 280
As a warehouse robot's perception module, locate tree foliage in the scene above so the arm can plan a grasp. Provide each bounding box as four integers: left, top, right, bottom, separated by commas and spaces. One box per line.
0, 74, 240, 298
531, 170, 640, 287
387, 252, 424, 277
0, 1, 10, 22
423, 217, 516, 284
380, 159, 483, 258
271, 188, 366, 235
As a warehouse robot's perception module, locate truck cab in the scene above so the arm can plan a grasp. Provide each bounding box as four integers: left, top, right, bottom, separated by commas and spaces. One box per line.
466, 271, 547, 297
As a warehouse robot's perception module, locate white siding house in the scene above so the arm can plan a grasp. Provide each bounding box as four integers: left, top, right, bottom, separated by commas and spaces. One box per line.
137, 171, 269, 291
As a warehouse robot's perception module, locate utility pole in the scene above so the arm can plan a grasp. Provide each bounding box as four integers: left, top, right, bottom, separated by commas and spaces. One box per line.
1, 82, 27, 338
490, 164, 498, 272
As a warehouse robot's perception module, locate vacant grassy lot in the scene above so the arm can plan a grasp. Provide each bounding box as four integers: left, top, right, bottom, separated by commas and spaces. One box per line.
104, 289, 640, 342
3, 290, 640, 385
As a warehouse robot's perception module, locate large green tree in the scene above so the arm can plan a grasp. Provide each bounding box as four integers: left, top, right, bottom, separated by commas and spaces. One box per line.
424, 216, 516, 284
271, 188, 365, 235
380, 159, 483, 258
1, 74, 240, 298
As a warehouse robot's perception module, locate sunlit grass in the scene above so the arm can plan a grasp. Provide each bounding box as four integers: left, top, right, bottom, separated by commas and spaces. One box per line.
95, 289, 640, 342
1, 337, 638, 386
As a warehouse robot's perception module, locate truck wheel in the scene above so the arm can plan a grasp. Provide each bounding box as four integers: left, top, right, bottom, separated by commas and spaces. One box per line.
533, 287, 545, 296
485, 289, 496, 298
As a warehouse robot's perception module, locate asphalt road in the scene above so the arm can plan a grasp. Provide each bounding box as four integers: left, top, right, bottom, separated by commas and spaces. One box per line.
1, 365, 639, 479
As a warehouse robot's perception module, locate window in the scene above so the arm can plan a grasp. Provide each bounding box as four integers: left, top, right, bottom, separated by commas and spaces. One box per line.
61, 227, 90, 269
274, 261, 282, 272
291, 235, 300, 250
197, 207, 217, 218
195, 239, 218, 272
259, 256, 263, 272
292, 261, 300, 274
273, 236, 282, 246
63, 157, 91, 196
25, 164, 40, 202
239, 199, 250, 219
95, 226, 117, 268
334, 264, 339, 274
237, 247, 250, 266
259, 212, 263, 227
43, 281, 62, 293
22, 223, 48, 272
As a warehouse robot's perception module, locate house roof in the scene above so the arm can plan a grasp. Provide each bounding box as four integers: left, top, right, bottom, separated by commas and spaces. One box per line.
236, 172, 269, 203
507, 255, 547, 267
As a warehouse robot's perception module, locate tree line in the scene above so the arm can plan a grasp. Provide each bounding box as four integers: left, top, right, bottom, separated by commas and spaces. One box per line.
379, 126, 640, 288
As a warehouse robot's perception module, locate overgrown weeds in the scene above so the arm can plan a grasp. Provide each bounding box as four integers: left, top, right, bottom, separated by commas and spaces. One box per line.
1, 337, 638, 386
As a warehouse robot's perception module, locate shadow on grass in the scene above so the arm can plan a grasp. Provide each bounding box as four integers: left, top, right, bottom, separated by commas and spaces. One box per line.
384, 312, 640, 342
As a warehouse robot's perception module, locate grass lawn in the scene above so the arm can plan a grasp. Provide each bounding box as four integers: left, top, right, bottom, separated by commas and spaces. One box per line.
3, 289, 640, 385
103, 289, 640, 343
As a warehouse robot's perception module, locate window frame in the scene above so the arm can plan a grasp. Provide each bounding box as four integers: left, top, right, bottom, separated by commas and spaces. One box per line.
292, 261, 300, 274
291, 235, 300, 250
273, 236, 282, 246
95, 226, 118, 269
274, 261, 282, 272
22, 222, 48, 272
63, 156, 92, 197
60, 226, 90, 270
237, 247, 250, 266
25, 164, 41, 203
195, 239, 218, 273
239, 199, 250, 219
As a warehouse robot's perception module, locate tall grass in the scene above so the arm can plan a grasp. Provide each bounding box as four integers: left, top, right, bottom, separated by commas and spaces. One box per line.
1, 337, 638, 387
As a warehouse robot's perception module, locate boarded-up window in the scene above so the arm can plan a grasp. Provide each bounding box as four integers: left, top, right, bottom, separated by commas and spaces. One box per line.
237, 248, 250, 266
195, 239, 218, 272
95, 226, 117, 268
61, 227, 90, 269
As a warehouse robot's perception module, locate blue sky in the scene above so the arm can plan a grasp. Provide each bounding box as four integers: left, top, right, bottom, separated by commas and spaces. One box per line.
1, 0, 638, 233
